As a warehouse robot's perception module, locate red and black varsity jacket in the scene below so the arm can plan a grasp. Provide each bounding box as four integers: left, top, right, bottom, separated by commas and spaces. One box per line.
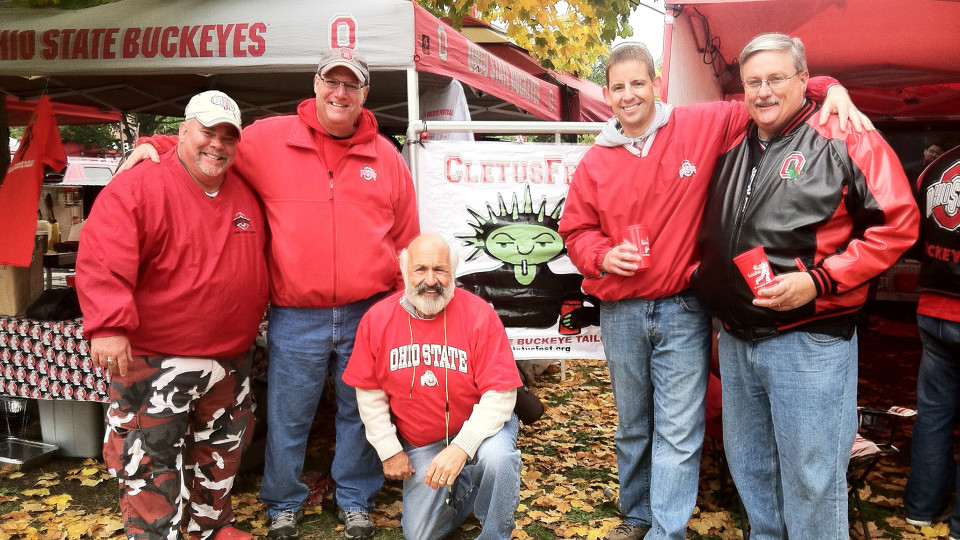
693, 100, 920, 341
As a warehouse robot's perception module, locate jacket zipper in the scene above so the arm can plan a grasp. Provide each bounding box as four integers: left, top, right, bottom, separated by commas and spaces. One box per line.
729, 147, 766, 331
328, 169, 336, 304
732, 166, 758, 259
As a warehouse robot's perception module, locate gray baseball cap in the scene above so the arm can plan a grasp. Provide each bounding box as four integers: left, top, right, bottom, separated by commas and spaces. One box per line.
317, 48, 370, 86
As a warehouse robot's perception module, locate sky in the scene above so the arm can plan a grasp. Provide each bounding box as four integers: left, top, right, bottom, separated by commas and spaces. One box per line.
619, 1, 666, 61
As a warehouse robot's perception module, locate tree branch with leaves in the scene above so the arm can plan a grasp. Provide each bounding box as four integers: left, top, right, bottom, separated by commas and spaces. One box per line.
419, 0, 639, 75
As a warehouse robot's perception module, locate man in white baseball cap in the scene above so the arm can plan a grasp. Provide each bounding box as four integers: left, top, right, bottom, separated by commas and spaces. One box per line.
78, 88, 267, 540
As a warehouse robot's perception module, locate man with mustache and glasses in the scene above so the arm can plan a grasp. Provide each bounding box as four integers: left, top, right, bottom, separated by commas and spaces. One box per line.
77, 90, 269, 540
118, 48, 420, 540
692, 33, 919, 539
559, 42, 868, 540
344, 233, 524, 540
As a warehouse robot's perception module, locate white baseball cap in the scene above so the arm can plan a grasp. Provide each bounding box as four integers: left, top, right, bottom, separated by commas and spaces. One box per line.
184, 90, 242, 138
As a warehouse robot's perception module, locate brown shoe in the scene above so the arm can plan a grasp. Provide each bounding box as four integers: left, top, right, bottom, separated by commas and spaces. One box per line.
605, 522, 648, 540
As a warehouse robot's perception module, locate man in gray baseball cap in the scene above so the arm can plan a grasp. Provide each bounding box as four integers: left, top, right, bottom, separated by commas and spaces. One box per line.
317, 47, 370, 86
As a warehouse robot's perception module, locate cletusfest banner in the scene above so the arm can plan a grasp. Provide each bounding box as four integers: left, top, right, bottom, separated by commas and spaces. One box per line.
415, 140, 604, 360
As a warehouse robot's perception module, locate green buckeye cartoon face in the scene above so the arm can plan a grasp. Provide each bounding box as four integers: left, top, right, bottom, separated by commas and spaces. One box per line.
459, 185, 567, 286
486, 224, 564, 285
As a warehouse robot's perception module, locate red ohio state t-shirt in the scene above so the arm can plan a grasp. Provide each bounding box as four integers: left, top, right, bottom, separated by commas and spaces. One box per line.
344, 290, 521, 447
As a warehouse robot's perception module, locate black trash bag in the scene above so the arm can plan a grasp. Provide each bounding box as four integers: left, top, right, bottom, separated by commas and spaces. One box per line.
25, 288, 82, 320
514, 362, 545, 425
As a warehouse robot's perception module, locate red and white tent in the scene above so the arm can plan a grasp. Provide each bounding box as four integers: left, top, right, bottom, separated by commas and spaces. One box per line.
0, 0, 608, 129
662, 0, 960, 121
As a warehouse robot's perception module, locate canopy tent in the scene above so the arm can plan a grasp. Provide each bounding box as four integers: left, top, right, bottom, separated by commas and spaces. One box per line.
0, 0, 609, 131
662, 0, 960, 121
4, 96, 122, 126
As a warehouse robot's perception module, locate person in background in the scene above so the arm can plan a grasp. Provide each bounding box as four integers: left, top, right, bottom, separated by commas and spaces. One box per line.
77, 90, 269, 540
558, 41, 867, 540
905, 145, 960, 539
693, 33, 920, 539
344, 233, 523, 540
118, 48, 420, 540
904, 141, 945, 182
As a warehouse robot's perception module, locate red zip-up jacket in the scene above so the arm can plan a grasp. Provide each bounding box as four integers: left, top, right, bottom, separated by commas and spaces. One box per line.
560, 100, 749, 301
143, 100, 420, 308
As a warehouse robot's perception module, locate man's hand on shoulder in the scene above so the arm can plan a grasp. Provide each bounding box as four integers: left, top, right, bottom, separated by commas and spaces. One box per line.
382, 451, 415, 481
819, 85, 875, 133
116, 143, 160, 174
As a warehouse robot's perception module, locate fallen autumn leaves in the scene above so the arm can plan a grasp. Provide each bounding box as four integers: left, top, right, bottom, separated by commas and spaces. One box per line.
1, 463, 122, 539
0, 324, 943, 539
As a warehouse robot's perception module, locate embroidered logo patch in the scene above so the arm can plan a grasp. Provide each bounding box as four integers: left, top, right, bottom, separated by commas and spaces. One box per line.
233, 212, 252, 231
779, 152, 805, 180
360, 165, 378, 181
679, 160, 697, 179
926, 159, 960, 231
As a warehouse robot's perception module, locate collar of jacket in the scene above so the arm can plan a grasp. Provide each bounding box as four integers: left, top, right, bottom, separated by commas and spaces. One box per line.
747, 98, 819, 142
285, 99, 379, 155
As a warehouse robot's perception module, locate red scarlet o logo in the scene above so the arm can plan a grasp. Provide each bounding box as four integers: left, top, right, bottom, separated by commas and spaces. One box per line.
436, 24, 448, 61
330, 15, 358, 49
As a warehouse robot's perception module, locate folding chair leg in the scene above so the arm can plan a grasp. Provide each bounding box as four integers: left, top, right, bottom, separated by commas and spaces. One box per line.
850, 487, 871, 540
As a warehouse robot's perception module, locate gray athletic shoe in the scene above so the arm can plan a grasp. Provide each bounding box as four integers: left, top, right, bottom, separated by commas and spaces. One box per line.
604, 522, 648, 540
337, 509, 375, 540
267, 509, 303, 540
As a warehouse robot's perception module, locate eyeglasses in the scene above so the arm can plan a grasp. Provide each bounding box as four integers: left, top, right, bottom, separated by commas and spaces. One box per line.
742, 71, 800, 91
318, 77, 365, 93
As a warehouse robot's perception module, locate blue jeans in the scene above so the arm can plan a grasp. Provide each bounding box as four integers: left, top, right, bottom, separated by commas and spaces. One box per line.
259, 300, 384, 518
400, 415, 521, 540
718, 329, 858, 540
599, 291, 711, 540
906, 314, 960, 536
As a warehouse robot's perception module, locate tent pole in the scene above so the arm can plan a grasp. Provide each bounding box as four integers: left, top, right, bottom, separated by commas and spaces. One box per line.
0, 98, 8, 182
406, 68, 421, 203
661, 5, 681, 103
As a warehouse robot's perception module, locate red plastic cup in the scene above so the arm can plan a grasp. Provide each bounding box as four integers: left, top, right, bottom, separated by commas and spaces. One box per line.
622, 225, 651, 269
733, 246, 775, 297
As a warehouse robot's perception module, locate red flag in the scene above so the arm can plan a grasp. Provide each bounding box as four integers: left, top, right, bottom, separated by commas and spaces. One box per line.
0, 96, 67, 266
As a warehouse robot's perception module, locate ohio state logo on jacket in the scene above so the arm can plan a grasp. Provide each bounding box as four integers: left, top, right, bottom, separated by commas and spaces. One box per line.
925, 158, 960, 231
918, 147, 960, 296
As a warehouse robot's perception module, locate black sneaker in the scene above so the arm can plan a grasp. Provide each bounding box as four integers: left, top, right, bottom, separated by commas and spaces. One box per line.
337, 509, 375, 540
267, 509, 303, 540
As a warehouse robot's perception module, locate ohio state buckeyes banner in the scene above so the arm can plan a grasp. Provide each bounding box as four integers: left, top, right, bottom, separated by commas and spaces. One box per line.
416, 140, 604, 361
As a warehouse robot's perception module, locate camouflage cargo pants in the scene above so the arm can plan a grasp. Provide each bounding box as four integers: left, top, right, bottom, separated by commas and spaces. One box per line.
104, 354, 254, 540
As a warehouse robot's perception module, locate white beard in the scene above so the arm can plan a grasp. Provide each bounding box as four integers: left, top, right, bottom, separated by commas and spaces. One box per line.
405, 281, 455, 318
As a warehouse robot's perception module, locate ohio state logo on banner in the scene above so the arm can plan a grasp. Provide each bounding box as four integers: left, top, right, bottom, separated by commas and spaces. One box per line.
926, 159, 960, 231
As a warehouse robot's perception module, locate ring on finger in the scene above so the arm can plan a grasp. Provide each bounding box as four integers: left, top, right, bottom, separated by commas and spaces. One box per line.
106, 356, 114, 365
